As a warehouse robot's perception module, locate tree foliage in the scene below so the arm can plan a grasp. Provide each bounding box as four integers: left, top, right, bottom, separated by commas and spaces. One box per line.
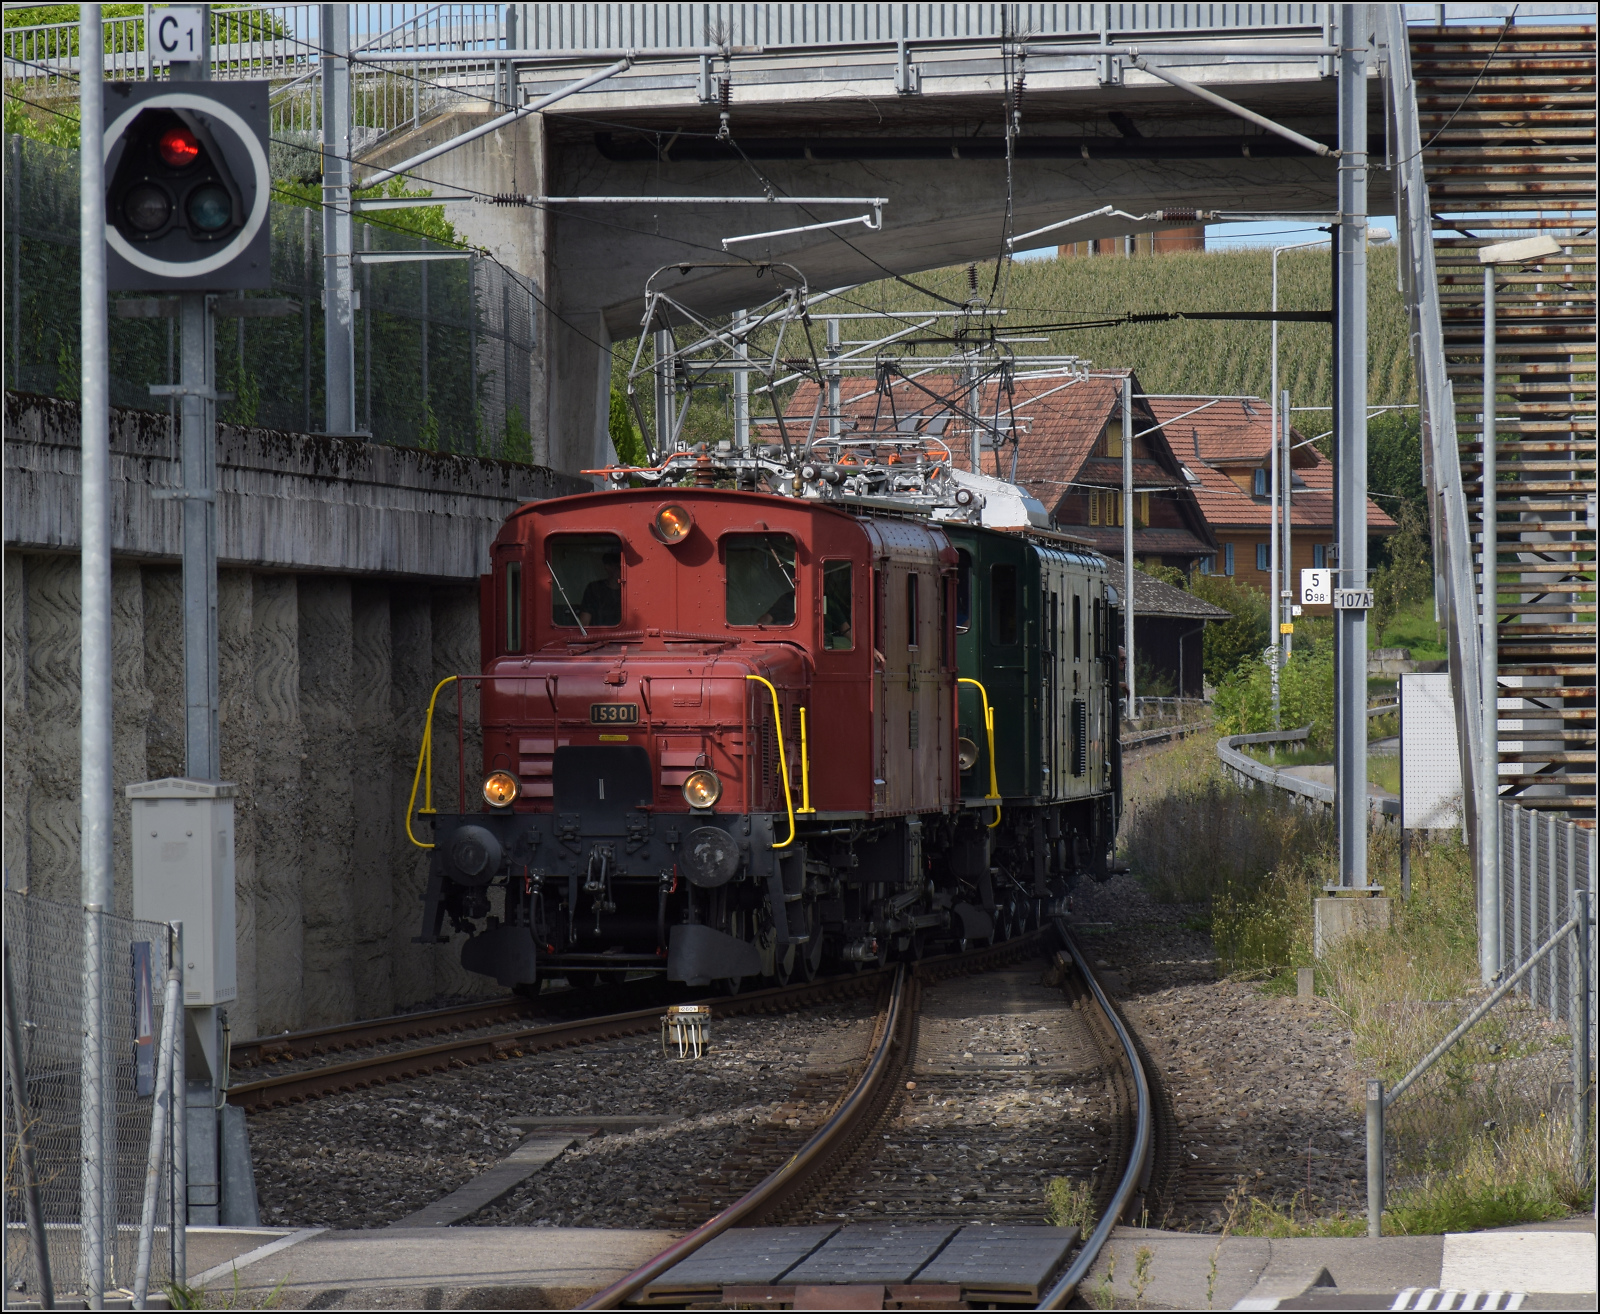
1213, 647, 1337, 752
1190, 573, 1270, 685
609, 387, 648, 466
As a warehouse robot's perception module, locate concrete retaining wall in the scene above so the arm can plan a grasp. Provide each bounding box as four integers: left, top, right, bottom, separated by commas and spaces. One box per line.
3, 392, 588, 1035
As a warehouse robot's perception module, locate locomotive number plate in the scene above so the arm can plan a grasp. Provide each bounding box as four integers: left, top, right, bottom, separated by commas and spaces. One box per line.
590, 703, 640, 725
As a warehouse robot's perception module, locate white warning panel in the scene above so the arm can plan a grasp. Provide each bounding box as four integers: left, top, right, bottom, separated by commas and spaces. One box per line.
1401, 672, 1462, 829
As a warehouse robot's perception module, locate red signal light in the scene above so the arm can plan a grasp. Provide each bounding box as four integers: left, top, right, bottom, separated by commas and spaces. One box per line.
157, 125, 201, 169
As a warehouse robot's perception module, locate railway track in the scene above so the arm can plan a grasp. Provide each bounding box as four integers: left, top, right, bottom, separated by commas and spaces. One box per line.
577, 921, 1157, 1311
230, 963, 946, 1112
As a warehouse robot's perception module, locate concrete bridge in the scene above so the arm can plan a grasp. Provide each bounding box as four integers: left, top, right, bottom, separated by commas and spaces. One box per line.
353, 3, 1381, 472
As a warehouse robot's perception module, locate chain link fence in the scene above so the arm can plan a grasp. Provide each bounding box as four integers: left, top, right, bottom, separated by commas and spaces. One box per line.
1367, 806, 1595, 1235
4, 133, 539, 458
5, 892, 180, 1305
1502, 800, 1598, 1047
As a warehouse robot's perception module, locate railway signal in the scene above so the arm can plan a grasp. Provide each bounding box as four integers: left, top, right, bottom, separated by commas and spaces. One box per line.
103, 81, 271, 291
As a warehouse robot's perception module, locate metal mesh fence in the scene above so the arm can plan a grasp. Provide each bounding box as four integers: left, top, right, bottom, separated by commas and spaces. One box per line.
4, 892, 179, 1304
1380, 974, 1585, 1222
4, 133, 539, 458
1502, 800, 1597, 1055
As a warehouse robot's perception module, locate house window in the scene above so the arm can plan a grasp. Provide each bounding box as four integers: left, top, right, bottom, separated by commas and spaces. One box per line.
1104, 422, 1123, 459
1253, 468, 1268, 497
1138, 492, 1150, 527
1256, 543, 1270, 572
1198, 555, 1215, 576
1224, 543, 1235, 576
1090, 491, 1124, 527
1313, 543, 1327, 569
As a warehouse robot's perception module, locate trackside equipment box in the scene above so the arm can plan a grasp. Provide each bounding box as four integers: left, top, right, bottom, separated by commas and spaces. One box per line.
128, 777, 238, 1006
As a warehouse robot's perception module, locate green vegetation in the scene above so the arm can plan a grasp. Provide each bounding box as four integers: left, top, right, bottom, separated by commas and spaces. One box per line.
848, 248, 1414, 410
1123, 737, 1589, 1234
1046, 1175, 1097, 1234
1189, 574, 1270, 685
609, 386, 648, 466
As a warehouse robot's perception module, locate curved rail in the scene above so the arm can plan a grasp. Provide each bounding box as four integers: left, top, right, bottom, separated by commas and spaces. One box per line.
1036, 918, 1154, 1310
578, 965, 909, 1311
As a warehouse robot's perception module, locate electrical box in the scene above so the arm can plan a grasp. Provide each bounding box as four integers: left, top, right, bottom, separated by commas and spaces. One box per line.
1400, 674, 1462, 830
128, 778, 238, 1006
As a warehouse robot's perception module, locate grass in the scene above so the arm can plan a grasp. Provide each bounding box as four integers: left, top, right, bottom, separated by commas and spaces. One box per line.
1375, 598, 1449, 661
1121, 738, 1591, 1234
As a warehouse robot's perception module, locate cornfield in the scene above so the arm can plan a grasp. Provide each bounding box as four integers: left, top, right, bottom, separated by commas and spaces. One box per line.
840, 246, 1415, 410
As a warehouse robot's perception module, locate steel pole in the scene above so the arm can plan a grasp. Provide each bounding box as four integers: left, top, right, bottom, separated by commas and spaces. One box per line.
1480, 268, 1500, 984
733, 309, 750, 448
1270, 255, 1282, 712
1282, 389, 1294, 659
827, 317, 842, 441
1366, 1077, 1385, 1236
1122, 374, 1135, 720
322, 4, 355, 434
1334, 4, 1370, 891
79, 7, 113, 1304
1572, 890, 1592, 1191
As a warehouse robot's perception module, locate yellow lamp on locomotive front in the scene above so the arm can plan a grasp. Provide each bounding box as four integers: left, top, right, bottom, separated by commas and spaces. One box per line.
682, 769, 722, 809
483, 770, 519, 808
652, 503, 693, 545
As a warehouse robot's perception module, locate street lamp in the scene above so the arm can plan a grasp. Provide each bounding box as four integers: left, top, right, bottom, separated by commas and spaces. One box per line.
1474, 232, 1562, 984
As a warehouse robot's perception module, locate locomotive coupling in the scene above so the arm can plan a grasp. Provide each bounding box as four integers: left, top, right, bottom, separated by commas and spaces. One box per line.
842, 937, 882, 963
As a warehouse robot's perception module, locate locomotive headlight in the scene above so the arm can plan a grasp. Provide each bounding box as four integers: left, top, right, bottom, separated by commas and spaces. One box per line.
653, 503, 693, 544
957, 737, 980, 772
483, 770, 520, 808
682, 769, 722, 809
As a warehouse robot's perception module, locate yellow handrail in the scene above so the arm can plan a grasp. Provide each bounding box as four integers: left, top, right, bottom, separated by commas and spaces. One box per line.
957, 677, 1002, 829
405, 675, 459, 849
797, 706, 815, 814
745, 674, 797, 849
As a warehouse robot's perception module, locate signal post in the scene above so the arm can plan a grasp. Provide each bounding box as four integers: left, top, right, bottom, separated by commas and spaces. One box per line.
105, 7, 271, 1226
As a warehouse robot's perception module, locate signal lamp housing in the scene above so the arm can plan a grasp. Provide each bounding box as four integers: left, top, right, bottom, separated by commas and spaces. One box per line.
482, 770, 520, 809
652, 503, 693, 545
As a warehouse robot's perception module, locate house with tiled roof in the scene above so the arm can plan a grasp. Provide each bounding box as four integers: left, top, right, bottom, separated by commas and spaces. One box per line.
785, 367, 1217, 573
1146, 396, 1396, 615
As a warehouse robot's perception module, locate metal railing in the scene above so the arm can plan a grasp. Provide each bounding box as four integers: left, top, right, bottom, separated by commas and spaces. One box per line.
4, 893, 183, 1306
1365, 890, 1594, 1236
1216, 719, 1402, 821
1381, 3, 1485, 842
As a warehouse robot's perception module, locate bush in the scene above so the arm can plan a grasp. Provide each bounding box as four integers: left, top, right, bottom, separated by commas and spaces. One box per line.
1212, 647, 1336, 751
1189, 574, 1270, 684
1372, 503, 1434, 639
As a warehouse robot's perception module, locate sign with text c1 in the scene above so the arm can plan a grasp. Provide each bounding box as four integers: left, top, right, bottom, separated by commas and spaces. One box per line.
151, 7, 205, 63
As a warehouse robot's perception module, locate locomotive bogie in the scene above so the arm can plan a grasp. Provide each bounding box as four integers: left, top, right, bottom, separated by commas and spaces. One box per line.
414, 486, 1124, 991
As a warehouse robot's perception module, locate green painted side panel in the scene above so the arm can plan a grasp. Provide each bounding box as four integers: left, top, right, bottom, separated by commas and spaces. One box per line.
947, 525, 1112, 807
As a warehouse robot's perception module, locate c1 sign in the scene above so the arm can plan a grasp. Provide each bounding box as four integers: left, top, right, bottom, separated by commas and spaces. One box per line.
151, 7, 205, 63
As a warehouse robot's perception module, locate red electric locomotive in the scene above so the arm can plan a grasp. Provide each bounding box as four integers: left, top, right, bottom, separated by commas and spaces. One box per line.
412, 465, 1118, 991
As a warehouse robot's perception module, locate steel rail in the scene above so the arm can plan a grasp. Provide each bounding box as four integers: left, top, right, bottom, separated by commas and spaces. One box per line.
573, 930, 1044, 1309
227, 967, 902, 1111
231, 996, 538, 1068
577, 965, 908, 1311
1036, 918, 1154, 1310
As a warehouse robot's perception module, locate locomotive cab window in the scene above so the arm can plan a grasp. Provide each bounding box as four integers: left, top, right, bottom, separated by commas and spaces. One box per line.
505, 560, 523, 653
955, 550, 972, 632
548, 533, 623, 628
991, 563, 1019, 644
726, 533, 797, 626
822, 559, 853, 649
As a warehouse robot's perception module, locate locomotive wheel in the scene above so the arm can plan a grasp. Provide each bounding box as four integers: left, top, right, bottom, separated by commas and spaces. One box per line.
563, 970, 601, 989
775, 902, 822, 985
